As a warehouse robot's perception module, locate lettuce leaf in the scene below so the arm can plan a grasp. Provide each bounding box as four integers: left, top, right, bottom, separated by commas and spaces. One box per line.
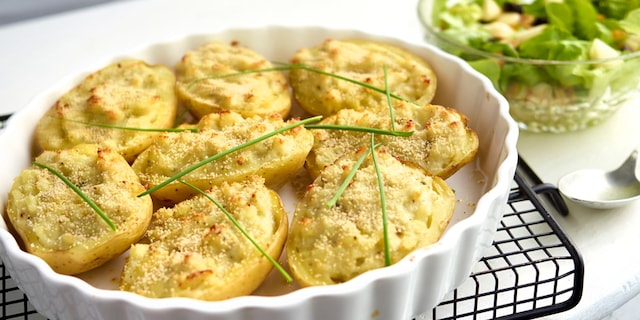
426, 0, 640, 96
518, 27, 579, 59
595, 0, 640, 20
546, 2, 574, 34
566, 0, 600, 40
620, 9, 640, 35
468, 59, 501, 89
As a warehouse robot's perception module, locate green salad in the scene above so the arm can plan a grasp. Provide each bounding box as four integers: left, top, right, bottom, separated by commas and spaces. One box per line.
429, 0, 640, 90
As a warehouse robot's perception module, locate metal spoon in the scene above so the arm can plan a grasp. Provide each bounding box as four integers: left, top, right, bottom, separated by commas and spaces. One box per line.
558, 146, 640, 209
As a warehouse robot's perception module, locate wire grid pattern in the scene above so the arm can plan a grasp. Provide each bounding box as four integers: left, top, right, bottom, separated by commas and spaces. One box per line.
1, 159, 583, 319
424, 164, 584, 320
1, 264, 45, 320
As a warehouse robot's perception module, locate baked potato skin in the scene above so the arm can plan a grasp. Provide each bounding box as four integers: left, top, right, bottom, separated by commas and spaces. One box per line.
132, 111, 314, 205
288, 148, 455, 287
6, 144, 153, 275
120, 176, 288, 300
305, 101, 478, 180
35, 59, 177, 163
289, 39, 437, 116
175, 41, 291, 119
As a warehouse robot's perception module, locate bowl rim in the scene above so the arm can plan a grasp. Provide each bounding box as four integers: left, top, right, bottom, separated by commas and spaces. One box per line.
416, 0, 640, 65
0, 24, 520, 318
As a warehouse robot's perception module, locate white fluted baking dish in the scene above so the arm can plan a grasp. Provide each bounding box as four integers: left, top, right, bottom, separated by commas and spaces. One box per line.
0, 26, 518, 320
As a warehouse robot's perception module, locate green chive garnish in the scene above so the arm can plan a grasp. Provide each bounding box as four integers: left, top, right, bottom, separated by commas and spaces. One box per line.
174, 107, 193, 128
54, 116, 198, 133
33, 161, 117, 231
304, 124, 412, 137
178, 180, 293, 282
370, 134, 391, 266
382, 65, 397, 132
187, 63, 414, 104
380, 67, 393, 265
138, 116, 322, 197
326, 142, 382, 208
187, 65, 294, 89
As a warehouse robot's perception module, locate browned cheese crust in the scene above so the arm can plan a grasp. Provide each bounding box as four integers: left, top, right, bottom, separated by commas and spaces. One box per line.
120, 176, 288, 300
35, 59, 177, 162
289, 39, 437, 116
132, 111, 314, 205
305, 101, 478, 180
7, 144, 153, 275
288, 148, 456, 287
175, 41, 291, 119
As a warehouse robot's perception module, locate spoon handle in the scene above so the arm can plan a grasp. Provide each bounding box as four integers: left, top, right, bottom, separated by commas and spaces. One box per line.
610, 145, 640, 182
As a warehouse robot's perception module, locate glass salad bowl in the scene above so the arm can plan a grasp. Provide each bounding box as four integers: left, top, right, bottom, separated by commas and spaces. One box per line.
418, 0, 640, 133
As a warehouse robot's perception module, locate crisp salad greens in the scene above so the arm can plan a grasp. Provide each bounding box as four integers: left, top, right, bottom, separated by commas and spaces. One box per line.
427, 0, 640, 113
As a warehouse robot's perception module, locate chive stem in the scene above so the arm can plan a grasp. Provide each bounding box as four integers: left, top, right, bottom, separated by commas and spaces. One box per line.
285, 63, 412, 103
370, 134, 391, 266
188, 63, 414, 104
178, 180, 293, 282
187, 65, 295, 89
54, 116, 197, 133
326, 142, 382, 208
383, 65, 397, 132
138, 116, 322, 197
173, 107, 192, 128
304, 124, 412, 137
33, 161, 117, 231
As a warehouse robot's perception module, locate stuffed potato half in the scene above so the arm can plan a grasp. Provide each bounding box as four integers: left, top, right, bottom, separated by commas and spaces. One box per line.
120, 176, 288, 300
132, 111, 314, 205
288, 147, 456, 287
6, 144, 153, 275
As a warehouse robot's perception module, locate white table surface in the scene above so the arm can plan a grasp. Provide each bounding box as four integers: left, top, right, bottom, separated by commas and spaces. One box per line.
1, 0, 639, 319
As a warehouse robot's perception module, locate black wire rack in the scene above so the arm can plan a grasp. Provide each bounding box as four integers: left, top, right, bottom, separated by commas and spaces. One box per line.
423, 157, 584, 320
1, 156, 584, 320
